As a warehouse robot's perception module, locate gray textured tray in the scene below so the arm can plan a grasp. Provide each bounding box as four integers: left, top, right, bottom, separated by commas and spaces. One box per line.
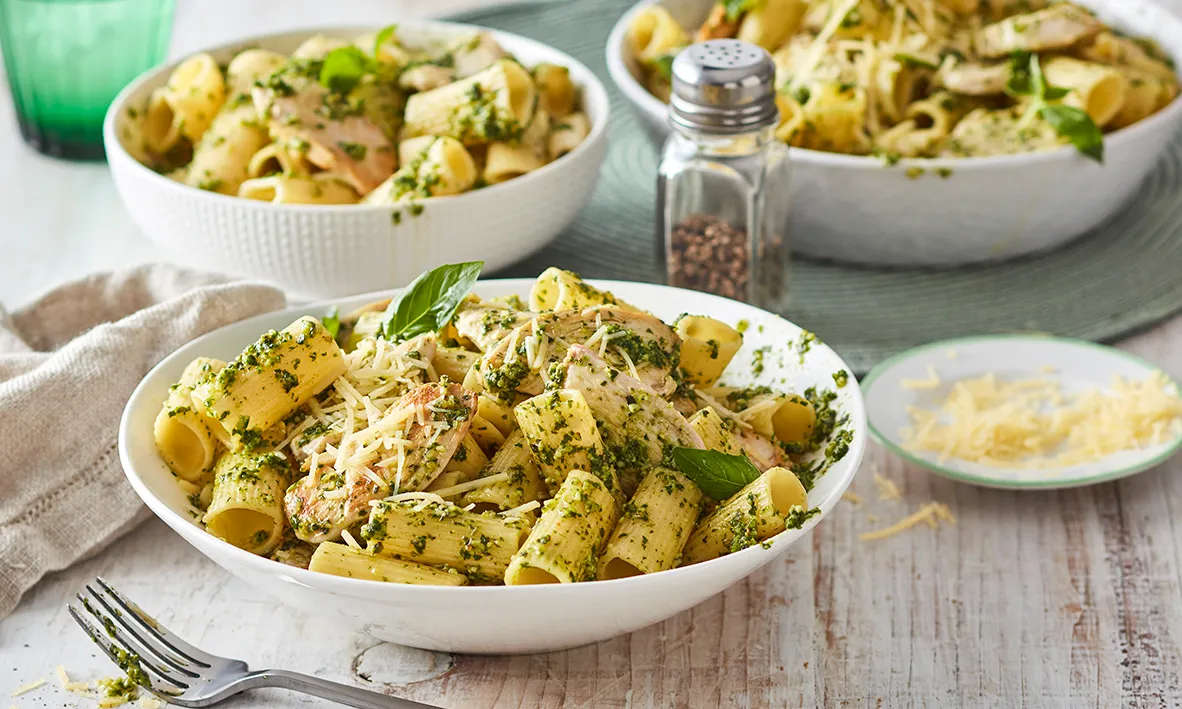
459, 0, 1182, 373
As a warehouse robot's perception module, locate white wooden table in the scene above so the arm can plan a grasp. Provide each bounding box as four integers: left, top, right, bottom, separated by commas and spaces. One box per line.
5, 2, 1182, 708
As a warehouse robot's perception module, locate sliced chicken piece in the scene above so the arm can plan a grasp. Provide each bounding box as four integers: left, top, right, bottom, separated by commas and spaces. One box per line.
938, 61, 1011, 96
452, 32, 508, 78
284, 382, 476, 542
399, 64, 457, 92
453, 299, 537, 352
976, 4, 1103, 59
479, 306, 681, 399
562, 344, 703, 495
735, 427, 788, 471
253, 84, 396, 195
697, 3, 740, 42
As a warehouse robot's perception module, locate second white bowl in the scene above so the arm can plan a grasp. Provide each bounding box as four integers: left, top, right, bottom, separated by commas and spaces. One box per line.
606, 0, 1182, 266
104, 24, 610, 298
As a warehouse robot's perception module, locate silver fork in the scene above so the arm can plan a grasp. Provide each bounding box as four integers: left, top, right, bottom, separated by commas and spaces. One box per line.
68, 578, 442, 708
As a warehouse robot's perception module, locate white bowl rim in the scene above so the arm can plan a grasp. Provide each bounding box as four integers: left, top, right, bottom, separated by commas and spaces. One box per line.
604, 0, 1182, 170
119, 278, 867, 599
102, 21, 611, 213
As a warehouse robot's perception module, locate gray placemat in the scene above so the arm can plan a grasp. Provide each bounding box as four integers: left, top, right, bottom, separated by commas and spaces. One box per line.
457, 0, 1182, 373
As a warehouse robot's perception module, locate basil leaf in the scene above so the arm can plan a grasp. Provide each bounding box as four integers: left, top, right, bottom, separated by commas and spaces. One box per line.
722, 0, 758, 22
320, 46, 370, 93
322, 307, 341, 339
1005, 51, 1034, 98
373, 24, 397, 57
671, 447, 761, 501
894, 52, 939, 70
651, 53, 676, 82
1040, 104, 1104, 163
381, 261, 484, 342
1044, 86, 1071, 100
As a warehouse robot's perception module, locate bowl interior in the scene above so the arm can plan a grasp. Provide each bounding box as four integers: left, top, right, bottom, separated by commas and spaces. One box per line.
120, 279, 866, 599
106, 22, 610, 206
607, 0, 1182, 165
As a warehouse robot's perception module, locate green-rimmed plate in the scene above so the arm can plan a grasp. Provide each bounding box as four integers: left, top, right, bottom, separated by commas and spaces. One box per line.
861, 335, 1182, 489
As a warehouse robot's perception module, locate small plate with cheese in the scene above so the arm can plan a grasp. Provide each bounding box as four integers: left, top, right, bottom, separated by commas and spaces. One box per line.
861, 335, 1182, 489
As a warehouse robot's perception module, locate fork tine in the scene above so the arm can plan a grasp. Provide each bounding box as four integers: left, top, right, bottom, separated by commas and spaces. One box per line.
67, 604, 186, 697
80, 585, 201, 678
74, 595, 191, 691
95, 577, 217, 668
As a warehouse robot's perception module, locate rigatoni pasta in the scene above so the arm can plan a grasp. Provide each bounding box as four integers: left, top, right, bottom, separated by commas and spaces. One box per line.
157, 264, 845, 585
135, 27, 591, 204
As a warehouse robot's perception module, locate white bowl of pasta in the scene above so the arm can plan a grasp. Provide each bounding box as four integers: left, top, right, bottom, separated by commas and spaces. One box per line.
118, 267, 865, 654
606, 0, 1182, 266
103, 25, 609, 298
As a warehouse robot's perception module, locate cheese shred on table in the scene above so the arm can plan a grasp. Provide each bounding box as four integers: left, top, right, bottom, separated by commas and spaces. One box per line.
10, 679, 45, 697
860, 502, 956, 542
902, 371, 1182, 467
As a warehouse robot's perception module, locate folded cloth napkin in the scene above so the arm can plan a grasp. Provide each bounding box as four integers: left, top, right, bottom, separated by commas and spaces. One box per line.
0, 265, 285, 619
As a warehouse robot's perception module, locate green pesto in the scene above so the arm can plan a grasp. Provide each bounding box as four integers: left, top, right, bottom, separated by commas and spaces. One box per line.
274, 368, 299, 392
832, 370, 850, 388
784, 505, 822, 529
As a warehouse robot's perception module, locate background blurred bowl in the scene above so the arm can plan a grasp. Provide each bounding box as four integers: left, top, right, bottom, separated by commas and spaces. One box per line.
606, 0, 1182, 266
119, 279, 865, 654
105, 24, 609, 299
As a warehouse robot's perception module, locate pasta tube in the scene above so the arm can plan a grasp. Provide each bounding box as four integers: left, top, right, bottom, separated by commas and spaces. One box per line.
239, 174, 358, 204
291, 34, 349, 60
528, 267, 631, 313
192, 317, 346, 448
154, 357, 228, 481
145, 53, 226, 150
515, 389, 614, 493
675, 315, 743, 387
309, 542, 468, 585
225, 48, 287, 99
203, 451, 291, 554
402, 59, 536, 145
628, 6, 689, 63
736, 0, 807, 50
680, 466, 808, 565
363, 137, 477, 204
548, 112, 590, 159
505, 469, 619, 584
461, 429, 548, 512
432, 346, 480, 382
444, 434, 490, 479
687, 406, 744, 456
185, 105, 270, 195
533, 63, 577, 117
484, 109, 549, 184
362, 498, 532, 582
1042, 57, 1128, 127
598, 468, 703, 579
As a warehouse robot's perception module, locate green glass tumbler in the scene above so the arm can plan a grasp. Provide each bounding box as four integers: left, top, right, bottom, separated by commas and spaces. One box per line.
0, 0, 174, 160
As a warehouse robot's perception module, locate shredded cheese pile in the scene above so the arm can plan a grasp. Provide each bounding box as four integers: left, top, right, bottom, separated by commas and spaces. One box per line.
902, 370, 1182, 468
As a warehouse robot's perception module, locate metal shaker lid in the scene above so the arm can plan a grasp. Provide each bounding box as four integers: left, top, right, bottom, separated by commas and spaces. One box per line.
669, 39, 779, 134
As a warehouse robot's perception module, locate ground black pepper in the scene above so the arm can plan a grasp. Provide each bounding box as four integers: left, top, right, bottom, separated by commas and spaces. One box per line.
667, 214, 750, 301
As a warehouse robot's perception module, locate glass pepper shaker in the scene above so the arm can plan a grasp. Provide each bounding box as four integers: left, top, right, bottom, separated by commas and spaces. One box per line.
657, 39, 791, 311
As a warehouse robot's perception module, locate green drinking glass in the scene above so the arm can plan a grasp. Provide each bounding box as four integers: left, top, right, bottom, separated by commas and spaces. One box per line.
0, 0, 174, 160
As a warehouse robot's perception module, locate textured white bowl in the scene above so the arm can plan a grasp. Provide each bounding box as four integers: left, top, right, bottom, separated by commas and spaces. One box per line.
103, 25, 610, 299
119, 280, 866, 654
606, 0, 1182, 266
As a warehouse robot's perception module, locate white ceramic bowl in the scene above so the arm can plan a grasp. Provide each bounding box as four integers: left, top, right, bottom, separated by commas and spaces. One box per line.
103, 25, 610, 299
119, 279, 866, 654
606, 0, 1182, 266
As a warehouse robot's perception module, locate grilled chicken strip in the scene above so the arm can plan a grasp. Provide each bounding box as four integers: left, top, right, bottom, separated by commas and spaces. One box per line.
453, 299, 537, 352
976, 4, 1103, 59
253, 83, 396, 195
285, 382, 476, 542
480, 306, 680, 399
561, 344, 703, 495
937, 61, 1010, 96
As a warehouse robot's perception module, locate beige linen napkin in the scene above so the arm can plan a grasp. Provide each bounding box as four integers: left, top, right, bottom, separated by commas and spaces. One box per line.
0, 265, 285, 619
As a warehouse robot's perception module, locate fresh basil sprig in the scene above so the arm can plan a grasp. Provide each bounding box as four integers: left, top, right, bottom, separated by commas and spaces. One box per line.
320, 46, 372, 94
1006, 52, 1104, 163
381, 261, 484, 342
722, 0, 759, 22
671, 447, 761, 501
373, 24, 398, 57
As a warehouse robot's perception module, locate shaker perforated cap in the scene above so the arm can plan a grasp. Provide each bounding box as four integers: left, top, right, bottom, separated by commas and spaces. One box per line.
669, 39, 779, 133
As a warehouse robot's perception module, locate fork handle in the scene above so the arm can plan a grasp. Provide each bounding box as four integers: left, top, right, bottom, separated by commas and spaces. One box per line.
244, 669, 442, 708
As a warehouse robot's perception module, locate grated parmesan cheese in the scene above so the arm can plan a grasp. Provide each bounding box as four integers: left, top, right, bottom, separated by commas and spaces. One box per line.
424, 472, 511, 499
340, 529, 362, 550
902, 371, 1182, 467
874, 471, 902, 501
10, 679, 45, 697
860, 502, 956, 541
842, 490, 863, 506
901, 365, 942, 390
